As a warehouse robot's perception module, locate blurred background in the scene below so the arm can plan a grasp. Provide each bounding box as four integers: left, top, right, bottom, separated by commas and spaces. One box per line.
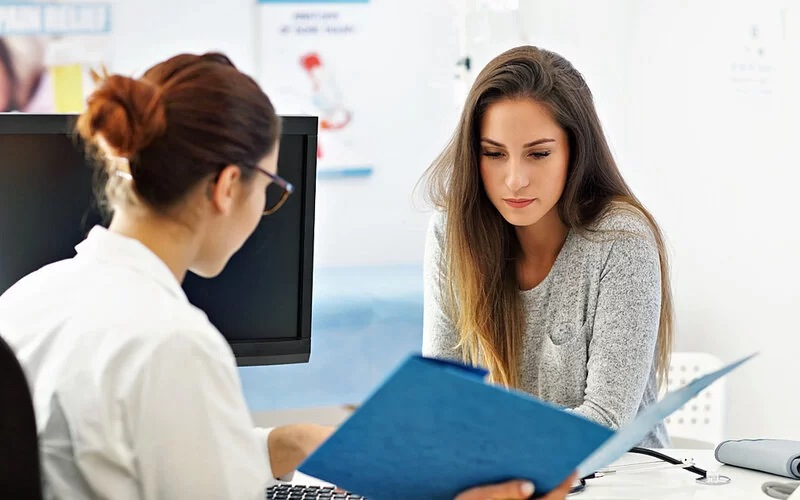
2, 0, 798, 446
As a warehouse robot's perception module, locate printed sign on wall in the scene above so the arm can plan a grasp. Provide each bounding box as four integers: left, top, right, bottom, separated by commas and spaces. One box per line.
258, 0, 372, 179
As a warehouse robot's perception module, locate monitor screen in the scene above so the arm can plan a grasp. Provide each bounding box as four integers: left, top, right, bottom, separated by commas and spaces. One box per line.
0, 114, 317, 366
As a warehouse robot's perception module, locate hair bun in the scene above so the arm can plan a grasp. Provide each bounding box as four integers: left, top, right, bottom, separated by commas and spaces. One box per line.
77, 74, 167, 159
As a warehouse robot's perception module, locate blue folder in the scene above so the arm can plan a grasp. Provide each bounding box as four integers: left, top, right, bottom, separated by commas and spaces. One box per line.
299, 353, 754, 499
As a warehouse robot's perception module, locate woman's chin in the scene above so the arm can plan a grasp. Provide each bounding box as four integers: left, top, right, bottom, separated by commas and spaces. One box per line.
497, 208, 545, 228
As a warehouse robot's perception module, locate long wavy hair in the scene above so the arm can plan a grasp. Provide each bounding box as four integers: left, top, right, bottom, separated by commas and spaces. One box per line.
421, 46, 673, 389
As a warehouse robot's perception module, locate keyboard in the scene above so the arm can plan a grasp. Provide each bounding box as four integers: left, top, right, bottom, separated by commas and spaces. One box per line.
266, 484, 366, 499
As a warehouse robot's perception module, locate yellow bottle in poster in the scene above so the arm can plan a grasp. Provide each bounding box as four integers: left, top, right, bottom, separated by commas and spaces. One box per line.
52, 63, 84, 113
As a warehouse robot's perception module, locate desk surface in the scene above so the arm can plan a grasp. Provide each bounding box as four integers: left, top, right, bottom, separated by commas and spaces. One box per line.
292, 449, 798, 499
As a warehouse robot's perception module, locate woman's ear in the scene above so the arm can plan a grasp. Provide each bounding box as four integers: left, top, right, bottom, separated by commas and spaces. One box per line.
208, 164, 242, 215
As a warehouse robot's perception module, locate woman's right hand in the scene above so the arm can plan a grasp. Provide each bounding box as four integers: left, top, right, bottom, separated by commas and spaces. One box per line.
454, 473, 576, 500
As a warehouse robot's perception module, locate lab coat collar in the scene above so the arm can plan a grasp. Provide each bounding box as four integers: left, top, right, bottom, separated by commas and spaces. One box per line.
75, 226, 188, 301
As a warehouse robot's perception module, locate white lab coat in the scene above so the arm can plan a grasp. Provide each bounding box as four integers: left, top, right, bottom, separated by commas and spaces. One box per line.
0, 226, 282, 500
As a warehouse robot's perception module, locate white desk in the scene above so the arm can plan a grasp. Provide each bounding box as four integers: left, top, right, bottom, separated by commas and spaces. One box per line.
292, 449, 799, 499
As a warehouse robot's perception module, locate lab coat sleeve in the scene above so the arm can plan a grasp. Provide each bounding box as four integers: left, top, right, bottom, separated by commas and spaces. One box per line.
252, 427, 296, 482
127, 332, 276, 500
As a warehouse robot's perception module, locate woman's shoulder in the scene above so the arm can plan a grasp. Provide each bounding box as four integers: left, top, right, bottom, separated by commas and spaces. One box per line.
425, 209, 448, 248
572, 201, 661, 271
428, 209, 447, 231
424, 210, 450, 281
587, 201, 657, 242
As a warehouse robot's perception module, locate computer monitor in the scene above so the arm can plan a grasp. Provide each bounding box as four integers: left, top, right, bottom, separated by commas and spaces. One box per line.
0, 113, 317, 366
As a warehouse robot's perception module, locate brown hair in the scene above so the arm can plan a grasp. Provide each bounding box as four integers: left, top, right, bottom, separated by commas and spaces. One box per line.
76, 52, 281, 212
422, 45, 673, 389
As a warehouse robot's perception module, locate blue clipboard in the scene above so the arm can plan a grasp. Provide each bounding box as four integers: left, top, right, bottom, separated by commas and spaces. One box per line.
299, 353, 754, 499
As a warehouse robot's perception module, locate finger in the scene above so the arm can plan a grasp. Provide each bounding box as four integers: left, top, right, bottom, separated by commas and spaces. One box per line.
455, 480, 535, 500
542, 472, 578, 500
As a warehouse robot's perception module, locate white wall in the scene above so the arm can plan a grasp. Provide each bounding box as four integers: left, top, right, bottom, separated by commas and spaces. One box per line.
622, 0, 800, 441
109, 0, 799, 439
112, 0, 259, 77
112, 0, 459, 268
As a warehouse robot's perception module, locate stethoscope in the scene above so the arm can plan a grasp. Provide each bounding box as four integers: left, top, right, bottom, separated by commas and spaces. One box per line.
568, 447, 732, 495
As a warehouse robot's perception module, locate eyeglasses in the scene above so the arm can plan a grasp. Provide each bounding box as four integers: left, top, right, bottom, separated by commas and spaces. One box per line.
246, 164, 295, 216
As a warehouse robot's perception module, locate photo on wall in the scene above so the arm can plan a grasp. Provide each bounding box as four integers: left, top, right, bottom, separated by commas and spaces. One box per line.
0, 0, 111, 113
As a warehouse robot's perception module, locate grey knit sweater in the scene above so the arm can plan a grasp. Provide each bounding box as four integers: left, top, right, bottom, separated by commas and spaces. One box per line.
422, 208, 670, 448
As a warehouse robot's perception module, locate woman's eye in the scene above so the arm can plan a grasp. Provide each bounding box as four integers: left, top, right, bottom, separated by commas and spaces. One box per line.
481, 151, 503, 159
529, 151, 551, 159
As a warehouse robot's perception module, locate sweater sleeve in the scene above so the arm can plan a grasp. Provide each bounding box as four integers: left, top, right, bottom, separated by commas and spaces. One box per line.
570, 227, 662, 430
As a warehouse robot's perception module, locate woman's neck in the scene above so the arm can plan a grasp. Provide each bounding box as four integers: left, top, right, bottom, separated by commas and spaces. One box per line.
514, 207, 569, 289
515, 207, 569, 261
108, 210, 198, 283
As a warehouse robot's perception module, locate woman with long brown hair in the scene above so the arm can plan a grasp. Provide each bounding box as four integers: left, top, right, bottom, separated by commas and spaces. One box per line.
422, 45, 673, 448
